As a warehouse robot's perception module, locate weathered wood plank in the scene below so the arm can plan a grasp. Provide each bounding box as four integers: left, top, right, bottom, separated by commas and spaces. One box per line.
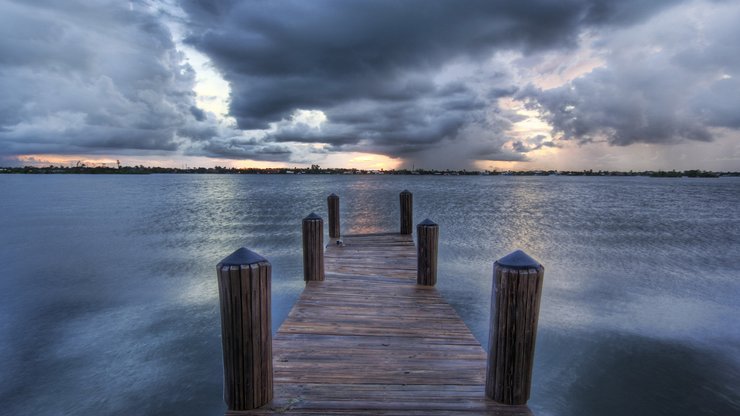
486, 252, 545, 405
302, 213, 324, 282
400, 190, 413, 234
416, 219, 439, 286
230, 231, 531, 415
217, 249, 273, 411
328, 194, 340, 239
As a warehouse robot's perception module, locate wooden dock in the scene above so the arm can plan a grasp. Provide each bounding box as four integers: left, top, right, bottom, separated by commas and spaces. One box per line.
227, 232, 532, 415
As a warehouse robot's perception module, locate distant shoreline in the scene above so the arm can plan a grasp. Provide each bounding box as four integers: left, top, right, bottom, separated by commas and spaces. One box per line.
0, 166, 736, 177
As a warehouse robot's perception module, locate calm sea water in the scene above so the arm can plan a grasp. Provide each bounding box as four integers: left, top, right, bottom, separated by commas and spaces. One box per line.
0, 174, 738, 415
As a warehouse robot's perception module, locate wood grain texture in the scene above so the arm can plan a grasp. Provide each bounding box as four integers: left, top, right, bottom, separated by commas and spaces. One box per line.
485, 264, 544, 405
228, 232, 531, 415
302, 215, 325, 282
328, 194, 340, 239
217, 261, 273, 410
400, 190, 413, 235
416, 220, 439, 286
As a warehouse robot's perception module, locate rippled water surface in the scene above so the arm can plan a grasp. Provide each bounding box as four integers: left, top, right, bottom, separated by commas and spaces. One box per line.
1, 174, 738, 415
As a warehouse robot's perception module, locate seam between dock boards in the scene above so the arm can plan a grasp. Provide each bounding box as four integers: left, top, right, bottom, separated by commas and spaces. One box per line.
231, 232, 531, 415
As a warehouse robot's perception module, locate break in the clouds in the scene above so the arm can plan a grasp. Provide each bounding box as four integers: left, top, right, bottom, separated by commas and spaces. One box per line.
1, 0, 739, 168
520, 1, 740, 147
180, 0, 695, 166
0, 0, 287, 162
0, 1, 205, 154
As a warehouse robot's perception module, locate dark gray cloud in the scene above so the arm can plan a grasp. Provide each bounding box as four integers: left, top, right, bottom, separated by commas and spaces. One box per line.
512, 135, 561, 153
196, 137, 292, 161
4, 0, 737, 168
0, 0, 211, 156
180, 0, 686, 164
519, 1, 740, 147
0, 0, 284, 162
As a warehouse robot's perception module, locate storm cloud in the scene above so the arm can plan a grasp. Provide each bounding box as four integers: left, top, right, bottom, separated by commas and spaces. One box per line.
197, 136, 292, 160
519, 1, 740, 147
0, 0, 220, 157
1, 0, 738, 167
179, 0, 688, 164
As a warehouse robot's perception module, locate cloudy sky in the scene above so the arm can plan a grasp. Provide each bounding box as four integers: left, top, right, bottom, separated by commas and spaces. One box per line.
1, 0, 739, 170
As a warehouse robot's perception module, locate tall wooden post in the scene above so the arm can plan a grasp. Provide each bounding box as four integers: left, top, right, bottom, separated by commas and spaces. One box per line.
485, 250, 544, 405
328, 193, 340, 239
216, 247, 273, 411
302, 213, 325, 282
416, 219, 439, 286
400, 190, 413, 235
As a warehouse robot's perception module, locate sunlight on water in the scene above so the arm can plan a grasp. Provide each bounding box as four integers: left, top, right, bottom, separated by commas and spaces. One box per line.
0, 174, 738, 415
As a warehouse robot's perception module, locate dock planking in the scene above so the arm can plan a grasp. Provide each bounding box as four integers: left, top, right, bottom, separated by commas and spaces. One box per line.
228, 232, 532, 415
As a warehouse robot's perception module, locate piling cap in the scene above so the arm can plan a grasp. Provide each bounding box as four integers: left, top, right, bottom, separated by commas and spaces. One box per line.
400, 189, 412, 194
218, 247, 267, 267
495, 249, 541, 270
304, 212, 322, 220
418, 218, 437, 226
328, 193, 338, 198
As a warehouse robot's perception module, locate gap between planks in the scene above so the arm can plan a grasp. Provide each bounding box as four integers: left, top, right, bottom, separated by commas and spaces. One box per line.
229, 232, 531, 415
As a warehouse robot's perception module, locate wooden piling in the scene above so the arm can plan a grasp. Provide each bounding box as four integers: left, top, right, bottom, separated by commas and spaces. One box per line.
328, 193, 340, 239
302, 212, 325, 282
216, 247, 273, 411
400, 190, 413, 235
416, 219, 439, 286
485, 250, 544, 405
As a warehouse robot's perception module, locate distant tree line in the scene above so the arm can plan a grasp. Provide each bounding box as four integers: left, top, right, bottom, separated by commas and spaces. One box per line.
0, 165, 736, 177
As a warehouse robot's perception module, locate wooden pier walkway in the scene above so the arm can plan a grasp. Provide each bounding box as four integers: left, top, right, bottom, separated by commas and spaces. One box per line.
229, 232, 532, 415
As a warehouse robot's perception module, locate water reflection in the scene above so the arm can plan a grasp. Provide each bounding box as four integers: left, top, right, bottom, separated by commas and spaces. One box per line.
0, 175, 738, 416
341, 178, 399, 234
532, 329, 740, 416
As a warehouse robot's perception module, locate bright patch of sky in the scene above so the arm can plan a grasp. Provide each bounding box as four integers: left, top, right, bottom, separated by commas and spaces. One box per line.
1, 0, 738, 170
